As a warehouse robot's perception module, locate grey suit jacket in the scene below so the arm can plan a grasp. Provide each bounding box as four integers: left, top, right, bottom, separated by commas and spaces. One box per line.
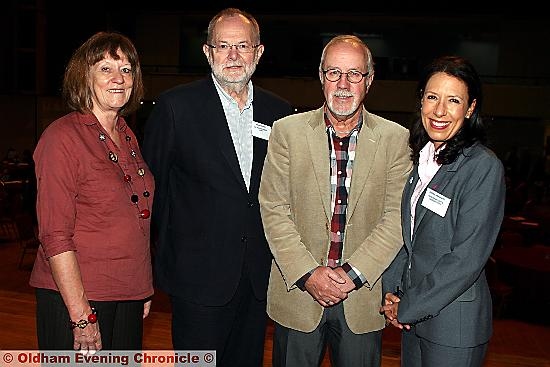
383, 142, 505, 347
259, 106, 412, 333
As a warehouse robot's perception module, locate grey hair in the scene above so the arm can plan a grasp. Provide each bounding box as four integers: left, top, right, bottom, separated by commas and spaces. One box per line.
206, 8, 260, 45
319, 35, 374, 79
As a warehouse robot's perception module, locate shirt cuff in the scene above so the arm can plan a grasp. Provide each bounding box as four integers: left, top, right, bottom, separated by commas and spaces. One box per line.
341, 262, 367, 289
295, 268, 316, 291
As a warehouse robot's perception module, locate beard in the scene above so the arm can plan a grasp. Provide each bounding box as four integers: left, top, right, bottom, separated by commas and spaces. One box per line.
209, 58, 258, 94
326, 89, 361, 118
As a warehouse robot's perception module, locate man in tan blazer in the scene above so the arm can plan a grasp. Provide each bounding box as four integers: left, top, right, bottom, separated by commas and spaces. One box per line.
259, 35, 412, 367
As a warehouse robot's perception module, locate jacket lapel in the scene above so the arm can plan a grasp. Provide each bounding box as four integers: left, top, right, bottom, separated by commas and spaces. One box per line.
306, 108, 331, 220
347, 110, 378, 219
250, 89, 278, 196
412, 174, 449, 236
402, 169, 418, 251
411, 145, 472, 236
206, 77, 248, 192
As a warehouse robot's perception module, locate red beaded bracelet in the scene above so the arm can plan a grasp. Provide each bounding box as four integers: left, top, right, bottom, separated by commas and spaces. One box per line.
69, 307, 97, 329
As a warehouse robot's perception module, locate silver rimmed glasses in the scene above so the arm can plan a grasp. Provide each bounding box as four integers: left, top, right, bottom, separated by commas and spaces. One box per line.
207, 43, 260, 54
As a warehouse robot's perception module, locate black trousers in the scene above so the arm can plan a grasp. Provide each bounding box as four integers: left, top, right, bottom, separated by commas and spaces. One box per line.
170, 268, 267, 367
35, 288, 145, 350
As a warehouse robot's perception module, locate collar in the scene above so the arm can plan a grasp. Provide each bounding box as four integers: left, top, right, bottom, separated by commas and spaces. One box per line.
211, 74, 254, 109
75, 112, 127, 132
418, 141, 442, 182
323, 109, 363, 136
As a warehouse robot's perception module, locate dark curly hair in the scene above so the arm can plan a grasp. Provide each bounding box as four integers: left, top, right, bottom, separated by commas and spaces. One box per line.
409, 55, 485, 165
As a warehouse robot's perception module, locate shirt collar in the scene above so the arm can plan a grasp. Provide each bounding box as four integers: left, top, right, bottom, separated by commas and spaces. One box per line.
418, 141, 443, 181
212, 74, 254, 109
323, 110, 363, 136
76, 112, 127, 132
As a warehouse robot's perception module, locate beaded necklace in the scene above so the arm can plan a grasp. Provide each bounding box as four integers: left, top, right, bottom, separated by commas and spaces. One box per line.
96, 123, 151, 233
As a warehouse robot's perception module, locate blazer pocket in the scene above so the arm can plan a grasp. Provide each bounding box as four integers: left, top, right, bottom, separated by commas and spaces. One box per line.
456, 284, 477, 302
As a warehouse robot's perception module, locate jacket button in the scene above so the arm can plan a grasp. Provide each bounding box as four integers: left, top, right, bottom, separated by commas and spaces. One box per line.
248, 202, 254, 208
241, 236, 247, 242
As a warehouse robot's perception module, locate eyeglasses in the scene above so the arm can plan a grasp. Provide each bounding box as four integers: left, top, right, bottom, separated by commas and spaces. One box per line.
207, 43, 260, 54
322, 68, 369, 83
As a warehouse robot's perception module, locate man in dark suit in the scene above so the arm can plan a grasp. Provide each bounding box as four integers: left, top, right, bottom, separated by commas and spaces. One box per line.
142, 8, 293, 367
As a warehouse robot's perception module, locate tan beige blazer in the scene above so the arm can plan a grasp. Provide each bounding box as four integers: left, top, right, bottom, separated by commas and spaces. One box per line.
259, 106, 412, 333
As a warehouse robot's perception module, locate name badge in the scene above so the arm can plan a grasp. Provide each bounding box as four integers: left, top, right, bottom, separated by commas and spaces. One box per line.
252, 121, 271, 140
421, 187, 451, 217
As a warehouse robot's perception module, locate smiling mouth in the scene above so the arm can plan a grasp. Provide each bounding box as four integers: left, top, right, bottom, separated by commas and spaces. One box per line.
430, 119, 450, 129
107, 89, 124, 93
333, 90, 353, 98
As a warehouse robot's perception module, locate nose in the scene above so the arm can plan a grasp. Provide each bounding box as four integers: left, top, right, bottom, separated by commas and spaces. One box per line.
336, 73, 351, 88
433, 100, 447, 117
227, 46, 239, 60
111, 70, 125, 84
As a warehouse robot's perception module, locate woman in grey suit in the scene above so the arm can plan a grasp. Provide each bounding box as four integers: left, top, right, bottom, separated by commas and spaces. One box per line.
381, 56, 506, 367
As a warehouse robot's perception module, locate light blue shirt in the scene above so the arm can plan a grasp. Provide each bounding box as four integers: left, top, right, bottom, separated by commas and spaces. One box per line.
212, 76, 254, 191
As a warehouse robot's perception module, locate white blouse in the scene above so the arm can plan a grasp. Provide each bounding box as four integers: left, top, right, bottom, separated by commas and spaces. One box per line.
410, 141, 443, 239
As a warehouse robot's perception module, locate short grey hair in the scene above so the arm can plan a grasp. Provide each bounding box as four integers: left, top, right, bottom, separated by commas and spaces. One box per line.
319, 35, 374, 76
206, 8, 260, 45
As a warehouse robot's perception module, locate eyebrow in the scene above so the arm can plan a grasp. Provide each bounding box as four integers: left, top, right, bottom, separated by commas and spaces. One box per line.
216, 40, 250, 44
425, 91, 465, 100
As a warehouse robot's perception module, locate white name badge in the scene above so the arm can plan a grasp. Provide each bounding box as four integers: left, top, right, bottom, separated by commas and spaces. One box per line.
421, 187, 451, 217
252, 121, 271, 140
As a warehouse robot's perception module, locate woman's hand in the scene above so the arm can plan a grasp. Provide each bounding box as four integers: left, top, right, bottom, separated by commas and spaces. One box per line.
143, 299, 152, 319
380, 292, 410, 330
72, 321, 102, 354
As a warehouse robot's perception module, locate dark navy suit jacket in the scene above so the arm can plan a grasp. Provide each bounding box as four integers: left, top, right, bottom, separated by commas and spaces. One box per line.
143, 76, 292, 305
